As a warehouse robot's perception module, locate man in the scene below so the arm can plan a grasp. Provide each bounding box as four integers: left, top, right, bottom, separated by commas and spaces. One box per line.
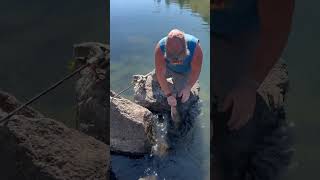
154, 29, 203, 108
211, 0, 294, 179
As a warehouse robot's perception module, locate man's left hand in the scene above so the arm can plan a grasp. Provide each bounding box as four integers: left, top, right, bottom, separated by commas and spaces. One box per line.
220, 81, 257, 131
179, 87, 191, 103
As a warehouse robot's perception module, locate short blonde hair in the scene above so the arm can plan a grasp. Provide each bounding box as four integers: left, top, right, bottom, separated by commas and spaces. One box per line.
165, 29, 190, 56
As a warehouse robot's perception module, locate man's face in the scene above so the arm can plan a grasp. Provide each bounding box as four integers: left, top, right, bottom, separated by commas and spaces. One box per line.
165, 37, 188, 65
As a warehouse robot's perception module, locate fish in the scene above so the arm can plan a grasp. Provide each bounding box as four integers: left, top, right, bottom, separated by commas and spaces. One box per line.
156, 141, 169, 157
138, 175, 157, 180
171, 105, 181, 129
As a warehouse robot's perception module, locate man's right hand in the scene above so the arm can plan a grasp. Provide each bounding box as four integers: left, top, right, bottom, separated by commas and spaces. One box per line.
167, 95, 177, 107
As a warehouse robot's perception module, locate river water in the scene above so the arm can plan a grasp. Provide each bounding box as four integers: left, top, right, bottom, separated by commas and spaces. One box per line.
1, 1, 320, 180
0, 0, 107, 127
110, 0, 210, 179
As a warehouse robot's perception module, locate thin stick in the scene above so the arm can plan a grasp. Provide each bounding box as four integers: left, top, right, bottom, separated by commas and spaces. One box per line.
113, 71, 153, 98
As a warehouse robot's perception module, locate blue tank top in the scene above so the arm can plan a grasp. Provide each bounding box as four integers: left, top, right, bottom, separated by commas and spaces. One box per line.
212, 0, 260, 34
158, 34, 199, 73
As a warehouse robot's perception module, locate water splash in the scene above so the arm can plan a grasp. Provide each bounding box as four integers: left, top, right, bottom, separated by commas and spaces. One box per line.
111, 100, 203, 180
151, 114, 170, 157
139, 101, 202, 180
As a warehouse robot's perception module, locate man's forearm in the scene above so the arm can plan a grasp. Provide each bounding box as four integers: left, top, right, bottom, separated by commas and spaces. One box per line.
186, 68, 201, 89
156, 69, 172, 96
248, 0, 294, 85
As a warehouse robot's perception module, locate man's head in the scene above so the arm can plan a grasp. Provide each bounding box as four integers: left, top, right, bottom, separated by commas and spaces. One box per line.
165, 29, 189, 65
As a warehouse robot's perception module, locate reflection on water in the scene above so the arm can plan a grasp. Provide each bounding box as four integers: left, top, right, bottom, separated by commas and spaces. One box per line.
111, 0, 210, 179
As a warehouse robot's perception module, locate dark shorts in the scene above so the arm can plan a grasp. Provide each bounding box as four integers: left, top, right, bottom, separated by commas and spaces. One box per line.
151, 68, 190, 95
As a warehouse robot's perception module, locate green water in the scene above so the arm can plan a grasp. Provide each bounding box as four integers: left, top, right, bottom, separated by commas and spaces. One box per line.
110, 0, 210, 179
283, 1, 320, 179
0, 0, 108, 127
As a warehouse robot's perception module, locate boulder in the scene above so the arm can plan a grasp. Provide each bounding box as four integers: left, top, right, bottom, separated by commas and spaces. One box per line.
74, 42, 109, 144
132, 73, 200, 113
110, 91, 154, 156
0, 90, 109, 180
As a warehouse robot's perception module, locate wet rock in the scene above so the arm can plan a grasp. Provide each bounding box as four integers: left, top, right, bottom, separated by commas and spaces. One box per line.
132, 73, 200, 113
0, 90, 108, 180
74, 42, 109, 144
132, 72, 201, 147
110, 91, 154, 156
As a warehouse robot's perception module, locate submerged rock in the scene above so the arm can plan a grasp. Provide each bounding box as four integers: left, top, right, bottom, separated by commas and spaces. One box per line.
110, 91, 154, 156
0, 90, 109, 180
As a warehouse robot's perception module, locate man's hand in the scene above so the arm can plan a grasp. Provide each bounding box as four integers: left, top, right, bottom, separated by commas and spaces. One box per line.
167, 95, 177, 107
178, 87, 191, 103
220, 81, 258, 131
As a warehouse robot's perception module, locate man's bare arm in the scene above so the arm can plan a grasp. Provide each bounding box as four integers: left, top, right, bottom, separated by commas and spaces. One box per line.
186, 43, 203, 89
248, 0, 294, 85
155, 44, 172, 96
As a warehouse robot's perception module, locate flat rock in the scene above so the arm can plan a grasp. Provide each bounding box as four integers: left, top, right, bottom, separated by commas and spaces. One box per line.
110, 91, 154, 156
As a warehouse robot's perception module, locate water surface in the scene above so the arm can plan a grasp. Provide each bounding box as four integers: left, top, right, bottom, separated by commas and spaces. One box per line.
0, 0, 107, 126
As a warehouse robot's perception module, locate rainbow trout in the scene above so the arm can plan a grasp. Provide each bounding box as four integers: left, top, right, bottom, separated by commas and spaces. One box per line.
171, 105, 181, 128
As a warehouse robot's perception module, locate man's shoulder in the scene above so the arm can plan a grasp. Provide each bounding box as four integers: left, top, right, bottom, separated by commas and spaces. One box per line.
155, 42, 165, 58
158, 37, 167, 46
185, 34, 199, 42
156, 37, 167, 53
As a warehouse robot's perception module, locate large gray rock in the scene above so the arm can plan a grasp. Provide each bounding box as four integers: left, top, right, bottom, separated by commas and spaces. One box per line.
133, 73, 200, 113
74, 42, 109, 144
110, 91, 154, 156
0, 90, 109, 180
